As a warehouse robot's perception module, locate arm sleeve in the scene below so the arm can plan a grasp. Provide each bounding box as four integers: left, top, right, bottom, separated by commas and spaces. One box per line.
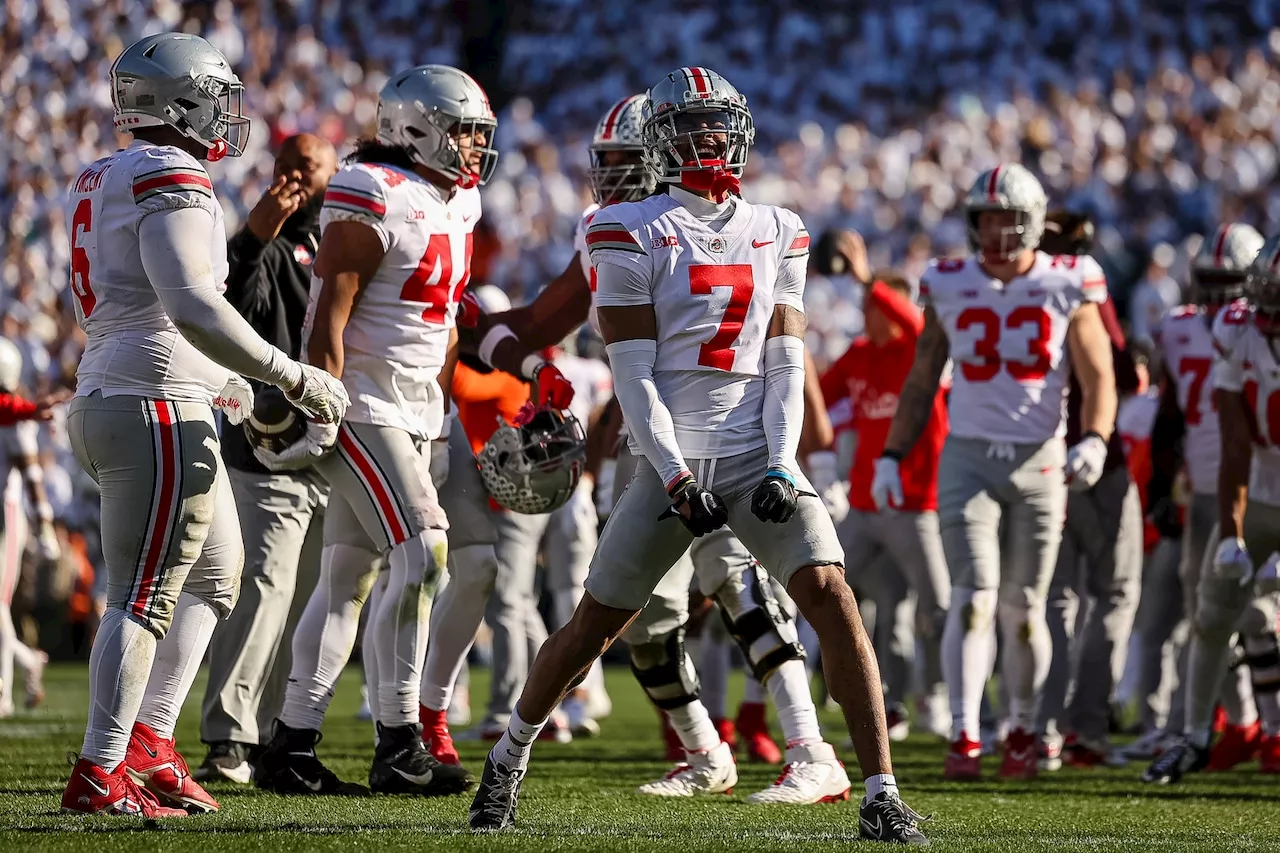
763, 336, 805, 474
138, 206, 299, 388
1097, 297, 1139, 395
224, 226, 273, 319
867, 279, 924, 338
606, 338, 690, 489
1148, 380, 1185, 509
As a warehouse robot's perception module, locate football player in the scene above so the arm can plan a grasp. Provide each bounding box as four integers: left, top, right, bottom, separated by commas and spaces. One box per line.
1126, 224, 1264, 766
879, 163, 1118, 781
0, 339, 57, 718
468, 68, 927, 843
59, 33, 348, 817
1144, 233, 1280, 782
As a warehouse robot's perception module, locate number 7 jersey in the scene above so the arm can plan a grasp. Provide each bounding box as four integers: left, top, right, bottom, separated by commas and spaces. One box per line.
304, 162, 479, 440
921, 252, 1106, 444
586, 190, 809, 459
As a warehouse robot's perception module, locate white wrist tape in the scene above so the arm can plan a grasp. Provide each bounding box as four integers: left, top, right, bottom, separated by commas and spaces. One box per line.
479, 324, 517, 367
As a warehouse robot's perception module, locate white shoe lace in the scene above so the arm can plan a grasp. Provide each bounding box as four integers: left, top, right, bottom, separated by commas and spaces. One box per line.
479, 764, 524, 824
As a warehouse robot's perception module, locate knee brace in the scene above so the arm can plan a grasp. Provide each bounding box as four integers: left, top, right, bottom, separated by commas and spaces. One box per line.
629, 626, 700, 710
713, 562, 805, 683
1241, 595, 1280, 692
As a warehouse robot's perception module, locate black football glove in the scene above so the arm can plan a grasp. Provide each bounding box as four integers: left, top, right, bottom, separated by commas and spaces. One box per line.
751, 469, 801, 523
658, 474, 728, 537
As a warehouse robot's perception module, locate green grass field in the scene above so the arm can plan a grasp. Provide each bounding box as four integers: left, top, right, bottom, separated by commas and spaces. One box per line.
2, 665, 1279, 851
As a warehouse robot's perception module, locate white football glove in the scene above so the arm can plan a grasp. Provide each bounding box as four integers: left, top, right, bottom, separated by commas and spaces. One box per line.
1065, 434, 1108, 492
35, 520, 60, 562
213, 374, 254, 426
1213, 537, 1254, 587
254, 421, 339, 472
807, 449, 849, 523
871, 456, 904, 511
281, 362, 349, 425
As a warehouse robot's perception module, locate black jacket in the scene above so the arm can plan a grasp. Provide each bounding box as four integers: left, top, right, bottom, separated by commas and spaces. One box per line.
220, 204, 321, 474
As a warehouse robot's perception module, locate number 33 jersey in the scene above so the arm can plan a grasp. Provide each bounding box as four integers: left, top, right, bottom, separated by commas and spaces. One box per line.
1212, 303, 1280, 508
305, 162, 479, 440
921, 252, 1106, 444
587, 190, 809, 459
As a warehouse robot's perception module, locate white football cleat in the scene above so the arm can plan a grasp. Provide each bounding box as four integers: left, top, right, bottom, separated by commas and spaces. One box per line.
637, 741, 737, 797
746, 741, 851, 804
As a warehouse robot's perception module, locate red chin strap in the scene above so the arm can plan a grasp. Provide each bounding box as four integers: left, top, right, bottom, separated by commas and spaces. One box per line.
206, 139, 228, 162
679, 161, 740, 203
455, 168, 480, 189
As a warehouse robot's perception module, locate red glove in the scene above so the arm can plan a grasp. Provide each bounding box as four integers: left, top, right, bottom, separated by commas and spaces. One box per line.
531, 363, 575, 410
456, 289, 482, 329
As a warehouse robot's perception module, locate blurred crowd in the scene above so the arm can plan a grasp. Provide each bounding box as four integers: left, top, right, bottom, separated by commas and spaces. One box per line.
3, 0, 1280, 649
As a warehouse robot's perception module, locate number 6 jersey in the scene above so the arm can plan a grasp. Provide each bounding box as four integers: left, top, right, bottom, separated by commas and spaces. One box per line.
587, 187, 809, 460
304, 162, 479, 440
921, 252, 1106, 444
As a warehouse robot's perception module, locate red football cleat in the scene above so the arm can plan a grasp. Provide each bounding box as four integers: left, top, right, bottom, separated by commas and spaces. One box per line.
735, 702, 782, 765
419, 705, 460, 765
1212, 705, 1229, 735
1258, 734, 1280, 774
62, 757, 188, 817
944, 733, 982, 780
713, 717, 739, 749
1208, 721, 1261, 771
1062, 733, 1108, 768
1000, 728, 1039, 780
125, 722, 219, 814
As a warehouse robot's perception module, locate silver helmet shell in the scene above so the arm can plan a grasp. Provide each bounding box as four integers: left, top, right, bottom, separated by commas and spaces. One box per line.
641, 67, 754, 185
589, 95, 653, 205
963, 163, 1047, 262
1192, 223, 1264, 309
479, 407, 586, 515
377, 65, 498, 188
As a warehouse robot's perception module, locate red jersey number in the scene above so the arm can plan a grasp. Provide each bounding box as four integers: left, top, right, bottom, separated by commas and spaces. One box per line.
955, 306, 1053, 383
1178, 356, 1215, 426
690, 264, 754, 371
70, 198, 97, 318
400, 233, 474, 324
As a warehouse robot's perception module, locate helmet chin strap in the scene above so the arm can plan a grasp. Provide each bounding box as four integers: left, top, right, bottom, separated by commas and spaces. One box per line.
455, 168, 480, 189
679, 160, 739, 203
206, 139, 229, 162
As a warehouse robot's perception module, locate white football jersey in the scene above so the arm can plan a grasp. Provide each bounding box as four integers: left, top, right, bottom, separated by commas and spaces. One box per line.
588, 190, 809, 459
1156, 304, 1225, 494
66, 141, 232, 402
573, 204, 602, 333
305, 162, 481, 440
0, 421, 38, 504
921, 252, 1107, 444
1212, 303, 1280, 508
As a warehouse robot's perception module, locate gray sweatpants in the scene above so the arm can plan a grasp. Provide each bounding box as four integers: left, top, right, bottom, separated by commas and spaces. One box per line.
200, 468, 327, 746
1038, 466, 1144, 743
1132, 536, 1187, 732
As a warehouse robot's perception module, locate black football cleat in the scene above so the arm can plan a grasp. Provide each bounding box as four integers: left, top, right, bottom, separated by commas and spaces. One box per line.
469, 750, 526, 832
255, 720, 368, 796
860, 791, 930, 845
1142, 736, 1208, 784
369, 722, 474, 796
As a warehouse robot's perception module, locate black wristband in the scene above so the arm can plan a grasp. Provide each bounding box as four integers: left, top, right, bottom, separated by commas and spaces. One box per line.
1082, 430, 1106, 444
881, 450, 904, 462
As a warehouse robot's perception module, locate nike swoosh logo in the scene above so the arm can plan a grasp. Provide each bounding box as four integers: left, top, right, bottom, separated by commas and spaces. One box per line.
752, 239, 773, 248
862, 815, 882, 837
140, 742, 158, 758
290, 769, 323, 792
393, 766, 435, 785
83, 774, 111, 797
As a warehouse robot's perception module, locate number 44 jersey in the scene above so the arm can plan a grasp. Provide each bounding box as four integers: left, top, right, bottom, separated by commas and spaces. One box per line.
586, 190, 809, 460
921, 252, 1107, 444
305, 162, 479, 440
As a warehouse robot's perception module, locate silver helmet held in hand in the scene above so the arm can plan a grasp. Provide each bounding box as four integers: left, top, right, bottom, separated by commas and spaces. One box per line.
376, 65, 499, 188
110, 33, 249, 160
479, 407, 586, 515
641, 66, 755, 184
589, 95, 654, 205
1191, 222, 1264, 309
963, 163, 1047, 262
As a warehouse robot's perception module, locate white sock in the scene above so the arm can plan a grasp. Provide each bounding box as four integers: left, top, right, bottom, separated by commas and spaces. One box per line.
279, 544, 378, 731
666, 700, 721, 753
998, 597, 1051, 733
495, 706, 545, 769
767, 659, 822, 747
700, 631, 730, 719
364, 570, 388, 728
375, 529, 446, 727
864, 772, 898, 802
421, 545, 495, 712
12, 638, 39, 673
136, 593, 218, 739
943, 588, 997, 740
81, 608, 156, 769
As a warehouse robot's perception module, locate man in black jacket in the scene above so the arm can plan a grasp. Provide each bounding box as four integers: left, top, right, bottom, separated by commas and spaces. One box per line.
196, 134, 338, 783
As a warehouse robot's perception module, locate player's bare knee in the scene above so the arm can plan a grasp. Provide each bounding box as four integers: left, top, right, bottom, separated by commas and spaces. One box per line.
786, 561, 852, 619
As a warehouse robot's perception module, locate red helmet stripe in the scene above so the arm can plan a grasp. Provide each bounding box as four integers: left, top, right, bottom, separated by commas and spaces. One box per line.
1213, 225, 1230, 267
601, 98, 628, 140
689, 66, 710, 95
986, 165, 1001, 202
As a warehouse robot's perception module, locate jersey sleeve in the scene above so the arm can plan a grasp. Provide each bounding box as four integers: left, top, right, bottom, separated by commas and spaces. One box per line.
586, 207, 654, 307
1079, 255, 1108, 304
574, 207, 597, 282
130, 149, 216, 219
1212, 302, 1252, 392
321, 165, 392, 250
774, 208, 809, 312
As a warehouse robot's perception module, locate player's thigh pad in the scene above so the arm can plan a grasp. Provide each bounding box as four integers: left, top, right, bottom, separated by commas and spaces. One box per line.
935, 436, 1010, 590
69, 393, 222, 637
437, 424, 497, 550
689, 527, 755, 598
707, 447, 844, 590
315, 422, 445, 554
585, 451, 694, 612
1000, 438, 1067, 601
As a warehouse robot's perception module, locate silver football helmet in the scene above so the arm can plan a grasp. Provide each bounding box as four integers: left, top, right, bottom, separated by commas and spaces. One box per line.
589, 95, 654, 205
110, 33, 249, 160
1247, 234, 1280, 334
1192, 222, 1264, 309
377, 65, 498, 188
0, 339, 21, 392
641, 67, 754, 185
479, 407, 586, 515
964, 163, 1047, 262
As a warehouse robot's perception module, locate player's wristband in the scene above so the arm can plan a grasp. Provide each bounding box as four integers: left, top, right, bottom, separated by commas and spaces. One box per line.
765, 467, 795, 485
666, 472, 695, 498
520, 354, 545, 381
881, 449, 904, 462
478, 324, 517, 368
